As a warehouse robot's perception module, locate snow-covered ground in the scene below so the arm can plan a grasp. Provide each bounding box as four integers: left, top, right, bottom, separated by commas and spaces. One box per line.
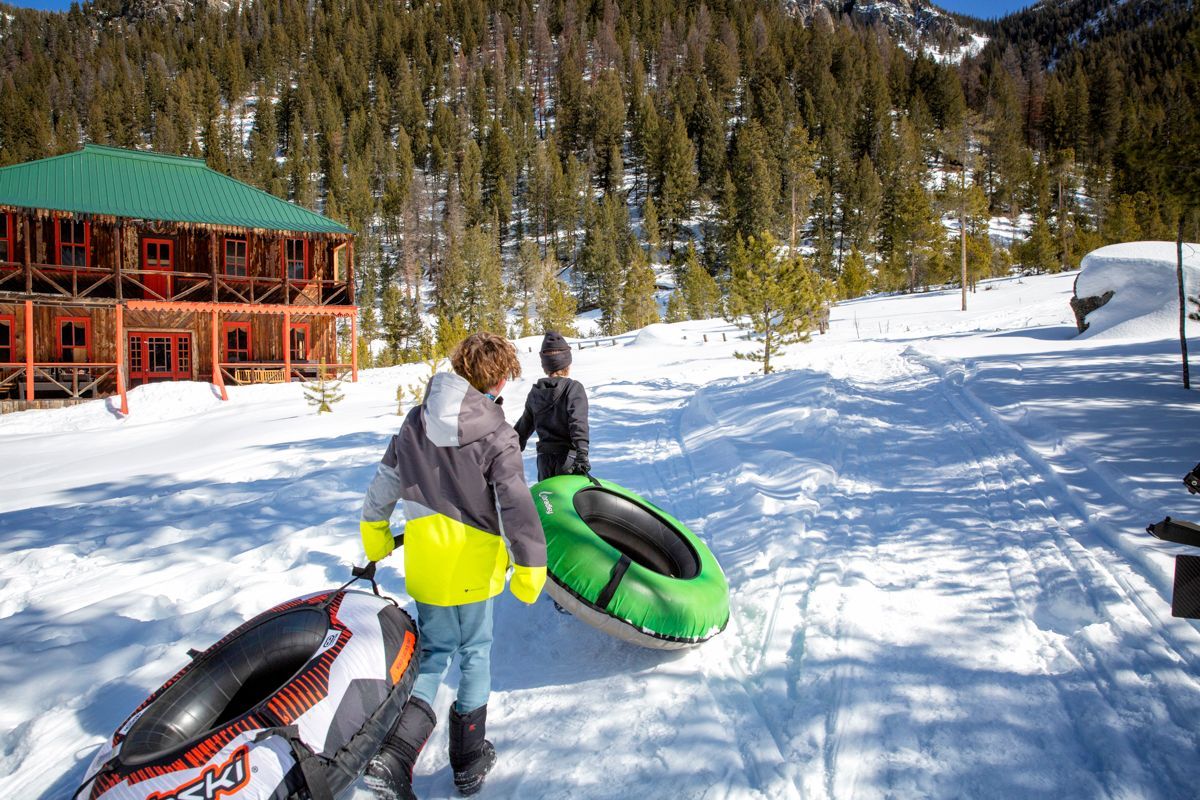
3, 244, 1200, 799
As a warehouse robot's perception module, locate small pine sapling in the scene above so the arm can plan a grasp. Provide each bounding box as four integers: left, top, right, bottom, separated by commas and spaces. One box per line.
396, 350, 445, 415
303, 362, 345, 414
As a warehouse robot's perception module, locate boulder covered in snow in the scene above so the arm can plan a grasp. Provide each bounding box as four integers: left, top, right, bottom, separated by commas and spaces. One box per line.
1071, 241, 1200, 339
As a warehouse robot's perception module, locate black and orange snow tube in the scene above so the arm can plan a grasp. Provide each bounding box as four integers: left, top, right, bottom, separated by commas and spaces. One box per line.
74, 573, 418, 800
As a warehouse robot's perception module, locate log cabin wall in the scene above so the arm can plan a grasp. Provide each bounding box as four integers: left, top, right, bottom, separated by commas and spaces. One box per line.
24, 304, 117, 364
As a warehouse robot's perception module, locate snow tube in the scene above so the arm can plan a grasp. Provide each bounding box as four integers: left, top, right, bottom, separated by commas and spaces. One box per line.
74, 578, 419, 800
531, 474, 729, 649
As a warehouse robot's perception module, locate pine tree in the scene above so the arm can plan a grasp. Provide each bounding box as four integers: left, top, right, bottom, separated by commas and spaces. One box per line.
680, 243, 721, 319
726, 233, 833, 375
731, 121, 777, 244
514, 240, 546, 338
839, 247, 873, 299
303, 364, 345, 414
659, 110, 699, 257
642, 196, 662, 264
461, 223, 508, 334
539, 270, 579, 337
784, 123, 818, 255
665, 290, 688, 323
621, 252, 660, 332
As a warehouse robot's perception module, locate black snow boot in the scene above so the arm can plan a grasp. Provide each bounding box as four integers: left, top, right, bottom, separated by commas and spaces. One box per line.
364, 696, 436, 800
448, 704, 497, 796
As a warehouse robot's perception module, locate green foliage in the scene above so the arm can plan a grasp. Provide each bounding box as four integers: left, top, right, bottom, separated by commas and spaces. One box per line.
1, 0, 1193, 337
620, 252, 660, 333
680, 243, 721, 320
726, 233, 833, 375
665, 290, 688, 323
839, 247, 873, 300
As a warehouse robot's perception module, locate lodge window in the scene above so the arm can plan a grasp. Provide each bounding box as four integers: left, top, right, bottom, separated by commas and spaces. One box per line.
57, 219, 90, 268
0, 213, 12, 263
223, 322, 251, 362
0, 316, 14, 363
58, 317, 90, 363
284, 238, 308, 281
290, 323, 309, 362
333, 245, 346, 282
224, 237, 248, 277
142, 238, 174, 270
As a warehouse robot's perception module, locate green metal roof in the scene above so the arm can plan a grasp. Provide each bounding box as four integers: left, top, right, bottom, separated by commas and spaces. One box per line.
0, 144, 352, 235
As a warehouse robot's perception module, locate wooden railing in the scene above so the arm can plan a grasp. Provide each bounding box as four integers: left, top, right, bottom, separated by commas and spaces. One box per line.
220, 361, 352, 385
0, 362, 117, 400
3, 261, 352, 306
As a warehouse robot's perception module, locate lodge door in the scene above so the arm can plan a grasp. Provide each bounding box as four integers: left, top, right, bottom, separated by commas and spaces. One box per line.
142, 239, 174, 300
127, 332, 192, 385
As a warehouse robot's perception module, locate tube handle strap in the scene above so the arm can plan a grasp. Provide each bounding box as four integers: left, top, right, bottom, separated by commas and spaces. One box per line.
1147, 517, 1200, 548
254, 725, 334, 800
595, 555, 632, 611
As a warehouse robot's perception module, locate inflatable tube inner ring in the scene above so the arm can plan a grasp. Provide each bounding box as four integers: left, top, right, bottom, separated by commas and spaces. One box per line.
573, 487, 700, 579
121, 607, 328, 766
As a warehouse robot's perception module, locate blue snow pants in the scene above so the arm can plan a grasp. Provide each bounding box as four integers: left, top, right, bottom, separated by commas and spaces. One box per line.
411, 598, 495, 714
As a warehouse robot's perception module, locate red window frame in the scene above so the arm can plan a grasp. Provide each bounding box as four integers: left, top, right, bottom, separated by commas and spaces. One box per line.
141, 238, 175, 270
57, 316, 91, 362
0, 314, 14, 363
0, 213, 13, 264
223, 237, 248, 278
289, 323, 310, 362
223, 321, 251, 362
283, 238, 309, 281
56, 218, 91, 268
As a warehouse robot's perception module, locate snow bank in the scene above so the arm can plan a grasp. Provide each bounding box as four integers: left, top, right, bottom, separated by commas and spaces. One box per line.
1074, 241, 1200, 339
632, 323, 693, 347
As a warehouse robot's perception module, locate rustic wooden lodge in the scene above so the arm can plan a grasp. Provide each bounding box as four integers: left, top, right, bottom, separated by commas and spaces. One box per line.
0, 144, 358, 413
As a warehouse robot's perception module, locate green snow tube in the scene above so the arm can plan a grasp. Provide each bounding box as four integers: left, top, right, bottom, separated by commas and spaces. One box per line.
530, 474, 729, 649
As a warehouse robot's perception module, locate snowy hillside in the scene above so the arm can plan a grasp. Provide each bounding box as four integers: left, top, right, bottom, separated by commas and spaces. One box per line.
3, 250, 1200, 799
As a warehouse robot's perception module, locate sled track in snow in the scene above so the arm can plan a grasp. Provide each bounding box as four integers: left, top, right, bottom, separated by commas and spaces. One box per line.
911, 348, 1200, 795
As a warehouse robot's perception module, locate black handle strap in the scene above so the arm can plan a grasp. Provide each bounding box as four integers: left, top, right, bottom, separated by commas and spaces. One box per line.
324, 561, 398, 607
595, 555, 632, 611
254, 725, 334, 800
585, 471, 602, 488
1147, 517, 1200, 548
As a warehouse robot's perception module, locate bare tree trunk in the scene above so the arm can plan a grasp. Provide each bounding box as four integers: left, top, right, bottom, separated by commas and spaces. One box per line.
961, 163, 968, 312
1178, 215, 1191, 389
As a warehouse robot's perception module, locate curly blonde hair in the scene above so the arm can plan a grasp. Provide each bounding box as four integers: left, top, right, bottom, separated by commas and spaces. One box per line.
450, 332, 522, 392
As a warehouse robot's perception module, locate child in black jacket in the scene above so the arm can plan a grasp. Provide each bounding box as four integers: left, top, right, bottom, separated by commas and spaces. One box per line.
515, 331, 590, 481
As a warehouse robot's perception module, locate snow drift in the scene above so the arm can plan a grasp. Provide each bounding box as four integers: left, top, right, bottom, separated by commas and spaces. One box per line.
1073, 241, 1200, 339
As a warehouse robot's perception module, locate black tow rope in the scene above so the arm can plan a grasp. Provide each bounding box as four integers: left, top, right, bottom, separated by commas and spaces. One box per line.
323, 561, 399, 608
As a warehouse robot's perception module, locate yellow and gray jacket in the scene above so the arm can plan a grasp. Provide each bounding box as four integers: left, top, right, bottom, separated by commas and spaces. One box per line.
361, 371, 547, 606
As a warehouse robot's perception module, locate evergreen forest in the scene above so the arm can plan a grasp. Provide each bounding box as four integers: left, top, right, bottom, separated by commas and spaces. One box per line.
0, 0, 1197, 363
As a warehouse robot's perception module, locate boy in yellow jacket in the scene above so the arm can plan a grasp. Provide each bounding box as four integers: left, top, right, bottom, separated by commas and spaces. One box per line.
359, 332, 547, 799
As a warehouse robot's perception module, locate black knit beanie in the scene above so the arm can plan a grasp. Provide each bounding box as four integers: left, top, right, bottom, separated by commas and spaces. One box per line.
540, 331, 573, 374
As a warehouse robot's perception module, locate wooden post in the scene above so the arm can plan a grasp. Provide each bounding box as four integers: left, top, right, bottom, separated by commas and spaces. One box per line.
114, 221, 123, 302
115, 303, 128, 415
347, 241, 355, 305
211, 309, 227, 401
24, 300, 33, 401
24, 216, 32, 295
351, 312, 358, 382
211, 230, 219, 303
283, 309, 292, 382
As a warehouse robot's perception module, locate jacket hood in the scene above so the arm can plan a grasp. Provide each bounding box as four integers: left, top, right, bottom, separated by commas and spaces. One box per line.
526, 377, 572, 415
423, 372, 507, 447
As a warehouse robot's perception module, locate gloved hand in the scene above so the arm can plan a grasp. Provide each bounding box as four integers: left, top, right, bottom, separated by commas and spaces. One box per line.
571, 449, 591, 476
509, 564, 547, 604
360, 519, 396, 562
